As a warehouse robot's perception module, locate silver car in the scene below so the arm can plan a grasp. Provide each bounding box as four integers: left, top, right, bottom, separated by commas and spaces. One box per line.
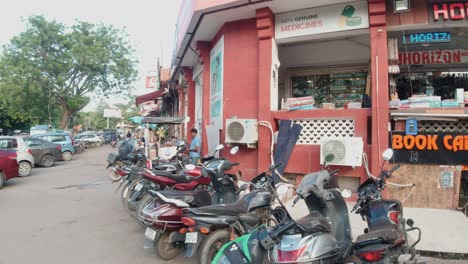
0, 136, 35, 176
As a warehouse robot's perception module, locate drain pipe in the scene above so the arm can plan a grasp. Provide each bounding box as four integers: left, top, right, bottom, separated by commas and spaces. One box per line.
171, 0, 273, 79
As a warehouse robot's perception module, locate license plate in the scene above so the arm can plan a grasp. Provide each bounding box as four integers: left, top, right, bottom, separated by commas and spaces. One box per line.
144, 227, 158, 241
185, 232, 198, 244
135, 183, 144, 192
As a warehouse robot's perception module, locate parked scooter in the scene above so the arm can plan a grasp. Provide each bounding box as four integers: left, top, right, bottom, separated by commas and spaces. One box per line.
122, 165, 210, 217
211, 154, 354, 264
352, 149, 421, 264
139, 188, 213, 260
137, 145, 238, 260
181, 164, 282, 264
123, 145, 228, 217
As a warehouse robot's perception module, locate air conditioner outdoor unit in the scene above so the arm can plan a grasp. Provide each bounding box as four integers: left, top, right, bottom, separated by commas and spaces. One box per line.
320, 137, 363, 167
225, 118, 258, 144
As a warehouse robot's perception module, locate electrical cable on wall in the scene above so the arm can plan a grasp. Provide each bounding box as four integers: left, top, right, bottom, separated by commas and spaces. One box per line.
362, 152, 416, 203
257, 121, 289, 183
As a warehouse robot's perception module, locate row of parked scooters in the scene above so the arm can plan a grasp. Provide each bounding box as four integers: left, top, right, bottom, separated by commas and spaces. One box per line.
106, 143, 423, 264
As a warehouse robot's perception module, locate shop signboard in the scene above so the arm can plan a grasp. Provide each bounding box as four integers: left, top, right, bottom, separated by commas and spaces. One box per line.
103, 109, 122, 119
401, 32, 451, 45
210, 36, 224, 129
390, 132, 468, 164
398, 49, 468, 65
275, 0, 369, 40
430, 2, 468, 23
145, 76, 157, 88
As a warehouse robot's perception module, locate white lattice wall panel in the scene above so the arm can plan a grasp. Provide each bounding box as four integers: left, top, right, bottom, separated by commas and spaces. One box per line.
418, 120, 468, 132
292, 119, 355, 144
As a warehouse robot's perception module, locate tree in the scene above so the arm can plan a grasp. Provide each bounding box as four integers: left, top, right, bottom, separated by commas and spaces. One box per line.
0, 15, 138, 128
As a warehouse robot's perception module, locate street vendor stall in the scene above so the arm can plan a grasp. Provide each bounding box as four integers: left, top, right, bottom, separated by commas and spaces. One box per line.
128, 116, 186, 163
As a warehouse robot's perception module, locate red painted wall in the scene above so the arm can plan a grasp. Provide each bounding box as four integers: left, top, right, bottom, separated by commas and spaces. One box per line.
218, 19, 260, 179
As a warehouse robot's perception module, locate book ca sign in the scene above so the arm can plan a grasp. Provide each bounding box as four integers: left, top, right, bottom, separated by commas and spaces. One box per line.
275, 1, 369, 41
390, 132, 468, 164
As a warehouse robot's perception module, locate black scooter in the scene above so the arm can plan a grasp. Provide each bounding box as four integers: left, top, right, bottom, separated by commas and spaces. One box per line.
352, 149, 421, 264
181, 164, 282, 264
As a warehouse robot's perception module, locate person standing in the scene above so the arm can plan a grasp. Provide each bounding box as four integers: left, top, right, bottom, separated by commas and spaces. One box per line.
189, 128, 201, 165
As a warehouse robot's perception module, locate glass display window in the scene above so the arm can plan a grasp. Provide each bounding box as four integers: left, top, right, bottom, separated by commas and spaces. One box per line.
289, 67, 368, 108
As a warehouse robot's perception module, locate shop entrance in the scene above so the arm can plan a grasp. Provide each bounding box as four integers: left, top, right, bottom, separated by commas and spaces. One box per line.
277, 33, 370, 110
460, 170, 468, 208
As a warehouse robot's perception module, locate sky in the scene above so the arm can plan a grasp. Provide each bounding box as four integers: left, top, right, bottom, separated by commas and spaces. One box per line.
0, 0, 182, 110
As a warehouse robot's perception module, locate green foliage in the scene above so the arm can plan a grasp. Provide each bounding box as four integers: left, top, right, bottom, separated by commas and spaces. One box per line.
0, 15, 138, 129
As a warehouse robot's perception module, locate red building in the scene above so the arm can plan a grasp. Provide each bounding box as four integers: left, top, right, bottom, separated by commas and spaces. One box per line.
171, 0, 468, 209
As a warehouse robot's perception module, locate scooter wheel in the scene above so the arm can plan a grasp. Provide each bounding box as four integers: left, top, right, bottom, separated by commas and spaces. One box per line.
155, 231, 182, 260
199, 229, 230, 264
108, 167, 122, 182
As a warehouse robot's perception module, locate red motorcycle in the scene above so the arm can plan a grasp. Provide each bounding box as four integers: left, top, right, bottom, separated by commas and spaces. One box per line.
122, 166, 212, 218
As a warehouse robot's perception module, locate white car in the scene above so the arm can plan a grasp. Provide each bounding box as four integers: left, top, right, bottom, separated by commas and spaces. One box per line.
0, 136, 35, 176
76, 134, 102, 145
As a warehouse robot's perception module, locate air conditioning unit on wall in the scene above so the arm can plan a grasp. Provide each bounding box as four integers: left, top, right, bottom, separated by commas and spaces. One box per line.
320, 137, 363, 167
225, 119, 258, 144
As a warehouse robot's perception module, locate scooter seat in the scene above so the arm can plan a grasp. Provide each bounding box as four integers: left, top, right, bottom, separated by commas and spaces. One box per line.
158, 190, 212, 207
186, 198, 248, 216
150, 170, 178, 177
147, 170, 198, 183
164, 173, 200, 183
355, 222, 402, 247
295, 212, 331, 234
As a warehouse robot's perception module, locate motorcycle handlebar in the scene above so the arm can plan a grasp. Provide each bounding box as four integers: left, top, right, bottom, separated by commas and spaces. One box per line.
269, 220, 296, 240
293, 195, 301, 205
388, 164, 401, 174
329, 169, 340, 175
230, 162, 240, 166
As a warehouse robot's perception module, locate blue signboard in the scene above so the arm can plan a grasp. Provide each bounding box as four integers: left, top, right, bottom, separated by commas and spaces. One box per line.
402, 32, 451, 45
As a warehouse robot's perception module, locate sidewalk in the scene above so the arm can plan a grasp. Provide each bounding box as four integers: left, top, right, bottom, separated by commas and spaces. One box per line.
286, 200, 468, 254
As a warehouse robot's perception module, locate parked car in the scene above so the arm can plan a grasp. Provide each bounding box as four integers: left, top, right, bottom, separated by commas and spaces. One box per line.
0, 149, 20, 189
31, 132, 75, 161
23, 137, 62, 167
0, 136, 35, 177
75, 133, 102, 147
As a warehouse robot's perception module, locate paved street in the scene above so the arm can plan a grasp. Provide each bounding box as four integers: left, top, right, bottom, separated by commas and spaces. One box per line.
0, 146, 466, 264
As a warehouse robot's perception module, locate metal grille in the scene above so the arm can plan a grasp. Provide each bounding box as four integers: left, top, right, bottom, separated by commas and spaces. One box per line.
418, 120, 468, 132
292, 119, 355, 145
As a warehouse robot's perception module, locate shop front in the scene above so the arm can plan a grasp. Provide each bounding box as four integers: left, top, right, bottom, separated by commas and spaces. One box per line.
273, 1, 373, 189
171, 0, 389, 190
386, 0, 468, 209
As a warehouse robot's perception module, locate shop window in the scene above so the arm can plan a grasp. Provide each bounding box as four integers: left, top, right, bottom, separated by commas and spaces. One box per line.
288, 69, 368, 109
389, 28, 468, 106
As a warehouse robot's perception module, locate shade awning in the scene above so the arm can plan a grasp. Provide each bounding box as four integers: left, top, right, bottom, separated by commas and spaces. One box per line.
129, 116, 186, 125
135, 88, 168, 105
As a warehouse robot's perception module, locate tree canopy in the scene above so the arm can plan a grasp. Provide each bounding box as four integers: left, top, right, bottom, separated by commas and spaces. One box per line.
0, 15, 138, 129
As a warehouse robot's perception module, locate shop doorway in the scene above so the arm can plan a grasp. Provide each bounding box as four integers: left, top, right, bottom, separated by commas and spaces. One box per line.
460, 170, 468, 208
194, 75, 203, 145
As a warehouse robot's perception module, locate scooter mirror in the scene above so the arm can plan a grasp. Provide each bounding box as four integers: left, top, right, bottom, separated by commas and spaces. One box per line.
397, 254, 411, 263
341, 189, 352, 199
382, 148, 394, 161
216, 144, 224, 151
324, 154, 335, 163
230, 146, 239, 155
185, 164, 196, 170
277, 184, 289, 196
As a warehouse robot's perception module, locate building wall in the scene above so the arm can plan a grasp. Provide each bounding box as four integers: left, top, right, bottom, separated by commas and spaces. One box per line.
217, 19, 260, 179
388, 164, 461, 209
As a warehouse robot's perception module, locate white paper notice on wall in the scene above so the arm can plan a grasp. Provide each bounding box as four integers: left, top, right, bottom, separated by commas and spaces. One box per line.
275, 1, 369, 41
206, 124, 220, 158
